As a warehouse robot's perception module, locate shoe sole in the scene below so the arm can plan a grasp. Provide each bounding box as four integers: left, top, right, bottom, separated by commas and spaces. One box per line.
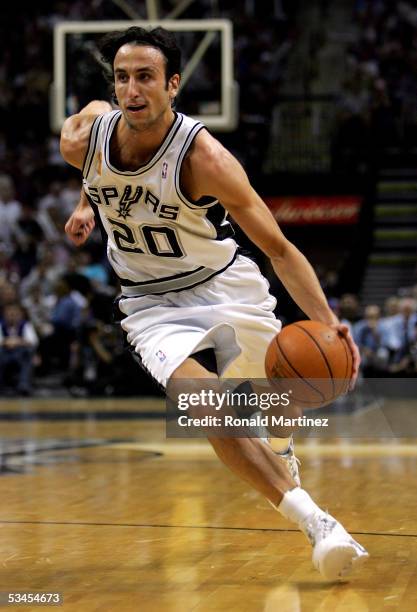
314, 540, 369, 581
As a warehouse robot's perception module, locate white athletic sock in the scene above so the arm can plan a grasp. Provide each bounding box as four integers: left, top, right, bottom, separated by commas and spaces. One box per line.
277, 487, 324, 525
269, 436, 292, 454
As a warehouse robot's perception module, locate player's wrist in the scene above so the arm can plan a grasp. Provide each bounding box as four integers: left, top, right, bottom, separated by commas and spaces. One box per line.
327, 315, 341, 327
308, 309, 339, 328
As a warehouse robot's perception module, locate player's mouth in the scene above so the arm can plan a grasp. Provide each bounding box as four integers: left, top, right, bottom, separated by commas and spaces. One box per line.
127, 103, 147, 113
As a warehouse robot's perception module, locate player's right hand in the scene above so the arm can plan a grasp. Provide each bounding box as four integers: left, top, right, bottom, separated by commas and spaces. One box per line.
65, 207, 95, 246
332, 323, 361, 391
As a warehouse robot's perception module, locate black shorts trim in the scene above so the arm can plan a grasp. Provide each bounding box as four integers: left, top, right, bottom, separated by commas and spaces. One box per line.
190, 348, 218, 375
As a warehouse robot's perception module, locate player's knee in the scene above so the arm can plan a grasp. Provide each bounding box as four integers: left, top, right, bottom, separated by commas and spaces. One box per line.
267, 402, 303, 437
167, 376, 223, 420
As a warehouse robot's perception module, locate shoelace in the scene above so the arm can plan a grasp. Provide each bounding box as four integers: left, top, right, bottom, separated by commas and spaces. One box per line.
303, 513, 336, 547
317, 515, 337, 539
287, 457, 300, 479
280, 449, 301, 478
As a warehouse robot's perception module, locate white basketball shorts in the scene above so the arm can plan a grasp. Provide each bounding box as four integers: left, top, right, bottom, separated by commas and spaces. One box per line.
117, 255, 282, 388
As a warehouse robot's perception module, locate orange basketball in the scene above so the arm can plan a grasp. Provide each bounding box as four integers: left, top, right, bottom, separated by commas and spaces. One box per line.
265, 320, 353, 409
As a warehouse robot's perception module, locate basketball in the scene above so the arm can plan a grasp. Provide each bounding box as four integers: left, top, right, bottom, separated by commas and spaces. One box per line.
265, 320, 353, 409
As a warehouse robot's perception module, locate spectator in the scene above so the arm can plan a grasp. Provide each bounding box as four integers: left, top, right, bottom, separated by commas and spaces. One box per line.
70, 318, 156, 397
320, 269, 339, 300
37, 180, 66, 240
39, 277, 86, 373
61, 177, 84, 220
76, 249, 109, 290
13, 203, 44, 278
0, 282, 19, 315
0, 251, 19, 286
338, 293, 361, 329
379, 297, 417, 372
353, 304, 386, 374
0, 302, 38, 395
408, 320, 417, 373
20, 250, 64, 299
383, 295, 400, 317
0, 174, 22, 254
21, 284, 55, 340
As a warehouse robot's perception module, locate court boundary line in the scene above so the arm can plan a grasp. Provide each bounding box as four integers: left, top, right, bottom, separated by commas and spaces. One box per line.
0, 519, 414, 538
0, 412, 164, 421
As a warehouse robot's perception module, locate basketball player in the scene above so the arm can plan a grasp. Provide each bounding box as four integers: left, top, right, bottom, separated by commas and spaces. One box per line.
60, 27, 368, 580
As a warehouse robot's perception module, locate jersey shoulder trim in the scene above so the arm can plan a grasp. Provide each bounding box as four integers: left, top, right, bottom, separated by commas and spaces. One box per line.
174, 124, 219, 210
82, 114, 105, 180
104, 112, 184, 176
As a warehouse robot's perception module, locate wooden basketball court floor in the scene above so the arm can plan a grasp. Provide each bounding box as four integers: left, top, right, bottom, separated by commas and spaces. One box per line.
0, 397, 416, 611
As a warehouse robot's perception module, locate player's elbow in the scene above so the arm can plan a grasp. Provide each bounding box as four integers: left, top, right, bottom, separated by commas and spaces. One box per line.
267, 237, 291, 263
60, 117, 85, 168
60, 139, 82, 169
59, 134, 72, 162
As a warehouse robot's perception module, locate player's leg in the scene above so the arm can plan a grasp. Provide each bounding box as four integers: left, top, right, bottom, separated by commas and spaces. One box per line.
169, 356, 297, 501
116, 277, 368, 580
211, 254, 305, 481
230, 379, 302, 485
169, 356, 369, 581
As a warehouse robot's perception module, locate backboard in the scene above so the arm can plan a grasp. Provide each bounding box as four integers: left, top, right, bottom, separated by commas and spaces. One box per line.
51, 19, 238, 133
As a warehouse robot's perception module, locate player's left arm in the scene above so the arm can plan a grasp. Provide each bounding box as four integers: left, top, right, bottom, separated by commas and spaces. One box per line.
186, 131, 360, 385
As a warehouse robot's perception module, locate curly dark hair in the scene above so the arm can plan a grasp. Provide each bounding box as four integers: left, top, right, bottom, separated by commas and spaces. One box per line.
98, 26, 182, 87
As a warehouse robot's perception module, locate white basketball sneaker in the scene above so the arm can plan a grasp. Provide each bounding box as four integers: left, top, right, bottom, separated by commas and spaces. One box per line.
301, 511, 369, 581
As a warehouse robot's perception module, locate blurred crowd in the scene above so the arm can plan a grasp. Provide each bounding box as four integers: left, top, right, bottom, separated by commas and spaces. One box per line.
0, 0, 297, 198
327, 287, 417, 377
1, 189, 416, 397
0, 170, 150, 397
1, 1, 416, 397
333, 0, 417, 172
0, 0, 297, 396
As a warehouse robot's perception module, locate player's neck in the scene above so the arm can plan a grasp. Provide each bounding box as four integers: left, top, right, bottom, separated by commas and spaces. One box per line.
119, 108, 176, 159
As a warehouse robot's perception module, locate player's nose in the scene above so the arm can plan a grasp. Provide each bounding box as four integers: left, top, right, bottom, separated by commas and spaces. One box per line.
126, 76, 142, 98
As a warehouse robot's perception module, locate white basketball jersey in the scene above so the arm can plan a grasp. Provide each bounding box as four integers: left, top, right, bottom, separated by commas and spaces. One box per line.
82, 110, 238, 296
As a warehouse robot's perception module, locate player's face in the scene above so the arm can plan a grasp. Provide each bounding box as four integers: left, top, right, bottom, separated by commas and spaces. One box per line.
114, 44, 179, 130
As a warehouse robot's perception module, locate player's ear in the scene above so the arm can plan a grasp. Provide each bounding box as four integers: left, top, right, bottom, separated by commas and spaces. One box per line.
112, 89, 119, 106
168, 74, 180, 101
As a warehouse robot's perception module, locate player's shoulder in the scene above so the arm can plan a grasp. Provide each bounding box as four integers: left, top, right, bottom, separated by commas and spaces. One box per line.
61, 112, 99, 143
192, 127, 226, 157
60, 104, 113, 170
186, 127, 236, 178
60, 114, 99, 170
